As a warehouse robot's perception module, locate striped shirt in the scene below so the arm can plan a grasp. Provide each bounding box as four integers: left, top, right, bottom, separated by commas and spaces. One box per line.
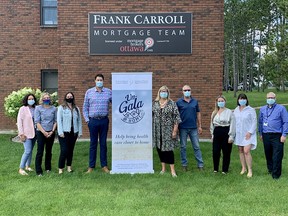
83, 87, 112, 123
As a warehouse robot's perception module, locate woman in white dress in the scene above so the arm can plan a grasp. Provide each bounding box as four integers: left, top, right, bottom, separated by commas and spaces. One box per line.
234, 93, 257, 178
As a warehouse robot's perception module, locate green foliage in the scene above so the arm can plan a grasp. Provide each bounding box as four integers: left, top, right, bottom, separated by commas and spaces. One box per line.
4, 87, 58, 120
224, 0, 288, 92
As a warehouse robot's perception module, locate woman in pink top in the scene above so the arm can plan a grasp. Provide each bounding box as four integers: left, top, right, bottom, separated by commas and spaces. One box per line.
17, 94, 37, 175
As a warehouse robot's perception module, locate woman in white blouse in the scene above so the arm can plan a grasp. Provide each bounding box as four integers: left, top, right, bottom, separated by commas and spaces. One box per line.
210, 95, 235, 174
234, 93, 257, 178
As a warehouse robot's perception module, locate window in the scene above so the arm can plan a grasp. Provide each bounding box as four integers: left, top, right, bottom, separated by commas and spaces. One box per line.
41, 0, 58, 26
41, 70, 58, 93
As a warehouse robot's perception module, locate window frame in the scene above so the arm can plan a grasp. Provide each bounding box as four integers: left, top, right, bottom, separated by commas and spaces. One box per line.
40, 0, 58, 27
41, 69, 58, 94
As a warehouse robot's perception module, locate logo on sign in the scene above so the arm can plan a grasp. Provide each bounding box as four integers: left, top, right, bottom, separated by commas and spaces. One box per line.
119, 93, 145, 124
144, 37, 154, 51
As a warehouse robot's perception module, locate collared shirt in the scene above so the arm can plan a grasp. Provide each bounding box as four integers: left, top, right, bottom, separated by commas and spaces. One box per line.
210, 108, 236, 141
83, 87, 112, 123
234, 105, 257, 149
258, 103, 288, 136
176, 97, 200, 129
57, 105, 82, 136
34, 105, 57, 131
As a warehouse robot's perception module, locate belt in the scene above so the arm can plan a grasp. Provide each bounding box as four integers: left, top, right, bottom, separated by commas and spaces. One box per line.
89, 116, 108, 120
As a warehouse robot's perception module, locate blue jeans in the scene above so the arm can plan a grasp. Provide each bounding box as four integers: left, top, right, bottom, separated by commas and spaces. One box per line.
88, 117, 109, 168
19, 137, 36, 169
179, 128, 204, 168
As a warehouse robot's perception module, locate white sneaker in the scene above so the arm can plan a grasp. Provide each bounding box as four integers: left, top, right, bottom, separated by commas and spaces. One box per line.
19, 169, 28, 176
25, 167, 34, 172
172, 173, 177, 178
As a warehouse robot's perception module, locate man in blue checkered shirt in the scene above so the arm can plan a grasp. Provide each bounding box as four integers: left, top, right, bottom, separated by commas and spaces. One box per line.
83, 74, 112, 174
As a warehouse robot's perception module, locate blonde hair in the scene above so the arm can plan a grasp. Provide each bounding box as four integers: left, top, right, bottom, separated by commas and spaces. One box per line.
155, 85, 172, 101
182, 85, 191, 91
211, 95, 226, 121
39, 92, 52, 105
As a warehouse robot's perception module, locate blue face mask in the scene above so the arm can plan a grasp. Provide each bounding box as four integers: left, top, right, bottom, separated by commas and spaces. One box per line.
160, 92, 168, 99
238, 99, 247, 106
27, 99, 35, 106
96, 81, 103, 88
43, 99, 50, 105
184, 91, 191, 97
267, 98, 275, 105
217, 101, 225, 108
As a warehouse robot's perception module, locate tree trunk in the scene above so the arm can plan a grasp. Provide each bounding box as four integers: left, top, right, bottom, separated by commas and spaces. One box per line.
242, 35, 247, 92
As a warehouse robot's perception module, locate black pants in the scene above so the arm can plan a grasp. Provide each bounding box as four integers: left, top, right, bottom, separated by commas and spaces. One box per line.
262, 133, 284, 179
157, 147, 175, 164
58, 131, 78, 169
35, 131, 55, 175
212, 126, 232, 173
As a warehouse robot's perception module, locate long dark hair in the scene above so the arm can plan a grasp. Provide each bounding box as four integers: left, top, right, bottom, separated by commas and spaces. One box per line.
237, 93, 249, 106
22, 93, 37, 108
62, 92, 75, 107
62, 92, 79, 114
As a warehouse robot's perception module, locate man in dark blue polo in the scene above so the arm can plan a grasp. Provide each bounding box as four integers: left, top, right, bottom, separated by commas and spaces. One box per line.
259, 92, 288, 179
83, 74, 112, 174
176, 85, 204, 171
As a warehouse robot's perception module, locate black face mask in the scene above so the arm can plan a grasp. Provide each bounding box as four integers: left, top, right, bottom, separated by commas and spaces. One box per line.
65, 98, 74, 103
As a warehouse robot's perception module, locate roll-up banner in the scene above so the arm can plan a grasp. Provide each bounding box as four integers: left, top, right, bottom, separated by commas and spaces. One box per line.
111, 72, 154, 174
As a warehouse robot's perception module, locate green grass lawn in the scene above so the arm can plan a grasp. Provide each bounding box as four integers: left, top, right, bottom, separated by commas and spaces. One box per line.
222, 89, 288, 109
1, 133, 288, 216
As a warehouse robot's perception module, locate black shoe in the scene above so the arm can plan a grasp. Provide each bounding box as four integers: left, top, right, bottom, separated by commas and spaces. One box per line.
182, 166, 188, 172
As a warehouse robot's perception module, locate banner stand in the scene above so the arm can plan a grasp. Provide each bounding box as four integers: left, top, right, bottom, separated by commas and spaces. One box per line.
111, 72, 154, 174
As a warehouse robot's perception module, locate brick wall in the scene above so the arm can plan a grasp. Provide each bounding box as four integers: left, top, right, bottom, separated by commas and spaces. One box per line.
1, 0, 224, 139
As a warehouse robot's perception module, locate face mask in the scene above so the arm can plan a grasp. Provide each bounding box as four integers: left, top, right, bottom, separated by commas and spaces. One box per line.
160, 92, 168, 99
96, 81, 103, 88
238, 99, 247, 106
184, 91, 191, 97
27, 99, 35, 106
267, 98, 275, 105
43, 99, 50, 105
217, 101, 225, 108
65, 98, 74, 103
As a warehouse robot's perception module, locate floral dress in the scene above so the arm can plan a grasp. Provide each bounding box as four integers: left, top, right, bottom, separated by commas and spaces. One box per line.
152, 100, 181, 151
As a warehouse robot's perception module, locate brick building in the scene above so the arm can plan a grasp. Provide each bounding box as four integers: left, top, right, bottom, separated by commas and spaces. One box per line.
1, 0, 224, 138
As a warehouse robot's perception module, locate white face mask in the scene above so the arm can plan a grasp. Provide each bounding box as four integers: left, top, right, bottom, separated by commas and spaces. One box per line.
28, 99, 35, 106
267, 98, 275, 105
96, 81, 103, 88
184, 91, 191, 97
217, 101, 225, 108
238, 99, 247, 106
160, 92, 168, 98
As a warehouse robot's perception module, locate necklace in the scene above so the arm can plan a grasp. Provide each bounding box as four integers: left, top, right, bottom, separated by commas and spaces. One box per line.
159, 100, 167, 106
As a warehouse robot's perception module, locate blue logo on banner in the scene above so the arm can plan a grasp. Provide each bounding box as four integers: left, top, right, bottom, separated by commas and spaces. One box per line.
119, 94, 145, 124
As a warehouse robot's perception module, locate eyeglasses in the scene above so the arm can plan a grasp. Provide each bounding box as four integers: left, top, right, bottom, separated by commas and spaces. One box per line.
183, 90, 191, 92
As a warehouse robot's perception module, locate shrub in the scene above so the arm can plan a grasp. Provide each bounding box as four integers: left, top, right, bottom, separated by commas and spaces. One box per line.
4, 87, 58, 120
